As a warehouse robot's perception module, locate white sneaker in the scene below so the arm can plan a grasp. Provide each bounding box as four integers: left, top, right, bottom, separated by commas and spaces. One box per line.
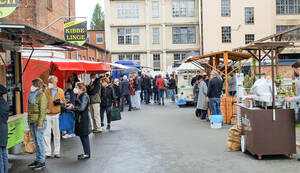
62, 134, 71, 139
70, 134, 76, 138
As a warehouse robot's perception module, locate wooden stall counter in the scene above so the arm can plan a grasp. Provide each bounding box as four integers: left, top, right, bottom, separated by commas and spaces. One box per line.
239, 105, 296, 160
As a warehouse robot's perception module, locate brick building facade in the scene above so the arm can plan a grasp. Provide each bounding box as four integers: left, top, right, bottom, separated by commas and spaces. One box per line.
5, 0, 75, 40
2, 0, 111, 62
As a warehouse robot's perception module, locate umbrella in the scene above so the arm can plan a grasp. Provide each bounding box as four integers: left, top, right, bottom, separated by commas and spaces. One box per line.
122, 67, 140, 73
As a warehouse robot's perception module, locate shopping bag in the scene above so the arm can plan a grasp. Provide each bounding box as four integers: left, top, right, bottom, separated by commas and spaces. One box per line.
22, 131, 35, 153
111, 106, 121, 121
59, 112, 75, 131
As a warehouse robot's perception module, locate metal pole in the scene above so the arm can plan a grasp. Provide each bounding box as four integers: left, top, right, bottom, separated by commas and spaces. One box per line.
271, 49, 276, 121
41, 16, 87, 31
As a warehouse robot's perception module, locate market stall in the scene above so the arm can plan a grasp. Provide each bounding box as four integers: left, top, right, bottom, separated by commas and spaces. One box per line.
239, 41, 296, 160
21, 57, 111, 112
0, 24, 85, 150
185, 51, 252, 124
176, 62, 204, 106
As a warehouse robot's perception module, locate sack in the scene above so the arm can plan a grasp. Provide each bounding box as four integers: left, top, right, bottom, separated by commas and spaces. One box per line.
22, 131, 35, 153
59, 112, 75, 131
111, 106, 121, 121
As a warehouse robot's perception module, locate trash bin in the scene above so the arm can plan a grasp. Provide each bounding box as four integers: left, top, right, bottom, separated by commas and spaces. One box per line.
8, 143, 23, 154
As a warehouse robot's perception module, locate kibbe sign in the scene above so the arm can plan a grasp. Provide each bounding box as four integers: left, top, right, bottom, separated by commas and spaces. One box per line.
0, 0, 20, 18
64, 21, 87, 46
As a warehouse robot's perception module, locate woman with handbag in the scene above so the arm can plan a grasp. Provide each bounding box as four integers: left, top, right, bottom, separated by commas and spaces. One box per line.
66, 82, 91, 160
100, 78, 115, 130
129, 75, 136, 110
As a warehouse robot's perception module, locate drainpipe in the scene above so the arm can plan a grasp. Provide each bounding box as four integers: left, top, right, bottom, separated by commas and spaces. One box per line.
198, 0, 204, 55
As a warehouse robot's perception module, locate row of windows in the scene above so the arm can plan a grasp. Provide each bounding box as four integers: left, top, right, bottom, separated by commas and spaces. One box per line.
222, 0, 300, 16
276, 25, 300, 41
117, 27, 196, 45
117, 0, 195, 19
118, 53, 187, 71
222, 26, 255, 44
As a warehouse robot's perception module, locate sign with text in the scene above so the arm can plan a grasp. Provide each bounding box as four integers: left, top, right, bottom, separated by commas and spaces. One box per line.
0, 0, 20, 18
64, 21, 87, 46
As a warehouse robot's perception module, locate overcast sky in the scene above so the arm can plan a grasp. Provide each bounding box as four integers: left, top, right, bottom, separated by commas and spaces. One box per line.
76, 0, 104, 29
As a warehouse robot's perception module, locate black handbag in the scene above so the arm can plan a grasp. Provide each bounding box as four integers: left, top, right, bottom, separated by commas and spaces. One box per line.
111, 106, 121, 121
53, 99, 61, 106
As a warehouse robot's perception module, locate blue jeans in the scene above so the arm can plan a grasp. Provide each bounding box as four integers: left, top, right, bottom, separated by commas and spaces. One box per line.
166, 89, 170, 97
298, 109, 300, 122
0, 147, 8, 173
80, 136, 90, 156
66, 112, 75, 135
209, 98, 221, 115
100, 106, 112, 124
30, 121, 47, 163
158, 89, 165, 104
169, 89, 176, 101
144, 88, 150, 103
135, 90, 141, 109
121, 94, 132, 111
200, 110, 208, 120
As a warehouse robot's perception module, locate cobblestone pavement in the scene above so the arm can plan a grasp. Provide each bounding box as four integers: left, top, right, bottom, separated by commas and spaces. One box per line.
9, 100, 300, 173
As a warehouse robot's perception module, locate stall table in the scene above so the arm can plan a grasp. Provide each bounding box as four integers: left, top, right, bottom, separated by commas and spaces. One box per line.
240, 105, 296, 160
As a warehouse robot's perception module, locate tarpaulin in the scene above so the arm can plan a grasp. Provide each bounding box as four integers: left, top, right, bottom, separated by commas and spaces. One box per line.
22, 57, 111, 111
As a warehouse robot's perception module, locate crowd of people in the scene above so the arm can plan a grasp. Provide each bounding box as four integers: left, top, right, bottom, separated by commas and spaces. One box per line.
0, 71, 178, 171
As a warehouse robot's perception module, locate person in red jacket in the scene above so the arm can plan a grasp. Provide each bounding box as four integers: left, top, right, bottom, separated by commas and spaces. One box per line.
156, 74, 166, 105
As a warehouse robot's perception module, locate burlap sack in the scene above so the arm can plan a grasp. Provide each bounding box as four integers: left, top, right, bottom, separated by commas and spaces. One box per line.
226, 125, 242, 151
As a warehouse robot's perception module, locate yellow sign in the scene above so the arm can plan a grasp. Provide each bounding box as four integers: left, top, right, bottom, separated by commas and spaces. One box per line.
64, 21, 87, 46
0, 0, 19, 18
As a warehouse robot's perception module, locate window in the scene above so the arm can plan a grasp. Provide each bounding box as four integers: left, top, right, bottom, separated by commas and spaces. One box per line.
221, 26, 231, 43
47, 0, 53, 10
172, 27, 196, 44
221, 0, 231, 16
118, 54, 125, 61
118, 54, 141, 64
173, 53, 186, 67
118, 28, 140, 45
276, 0, 300, 15
153, 28, 160, 44
96, 33, 104, 44
245, 7, 254, 24
117, 2, 139, 18
172, 0, 195, 17
276, 25, 300, 41
245, 34, 255, 44
153, 54, 161, 71
152, 1, 159, 18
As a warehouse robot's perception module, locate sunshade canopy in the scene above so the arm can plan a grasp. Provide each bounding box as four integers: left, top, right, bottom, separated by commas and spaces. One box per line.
185, 51, 252, 63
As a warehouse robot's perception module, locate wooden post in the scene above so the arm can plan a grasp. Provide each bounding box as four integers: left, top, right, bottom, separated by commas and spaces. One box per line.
224, 52, 229, 97
275, 49, 279, 75
258, 50, 261, 76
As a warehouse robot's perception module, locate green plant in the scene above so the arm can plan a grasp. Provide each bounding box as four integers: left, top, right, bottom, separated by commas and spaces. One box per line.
243, 75, 253, 89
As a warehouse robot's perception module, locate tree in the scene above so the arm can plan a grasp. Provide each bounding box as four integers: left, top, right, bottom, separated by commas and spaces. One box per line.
90, 3, 104, 30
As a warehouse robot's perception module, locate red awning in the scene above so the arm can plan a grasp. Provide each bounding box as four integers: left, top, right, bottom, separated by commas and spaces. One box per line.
22, 57, 111, 111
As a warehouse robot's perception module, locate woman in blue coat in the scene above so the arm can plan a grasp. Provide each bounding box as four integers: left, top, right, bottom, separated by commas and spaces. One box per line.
0, 85, 10, 173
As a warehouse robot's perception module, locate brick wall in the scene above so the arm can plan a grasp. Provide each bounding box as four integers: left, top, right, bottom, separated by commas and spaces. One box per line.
256, 66, 294, 79
88, 30, 106, 49
6, 0, 76, 40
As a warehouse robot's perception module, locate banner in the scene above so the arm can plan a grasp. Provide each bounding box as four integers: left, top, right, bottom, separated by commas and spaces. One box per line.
64, 21, 87, 46
0, 0, 20, 18
7, 117, 24, 149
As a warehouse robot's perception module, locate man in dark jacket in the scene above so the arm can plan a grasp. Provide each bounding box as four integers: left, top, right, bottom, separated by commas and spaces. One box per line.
120, 75, 132, 112
168, 74, 177, 102
191, 71, 201, 86
143, 74, 152, 104
0, 85, 10, 173
133, 72, 142, 110
207, 71, 223, 115
100, 78, 115, 130
87, 73, 102, 133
